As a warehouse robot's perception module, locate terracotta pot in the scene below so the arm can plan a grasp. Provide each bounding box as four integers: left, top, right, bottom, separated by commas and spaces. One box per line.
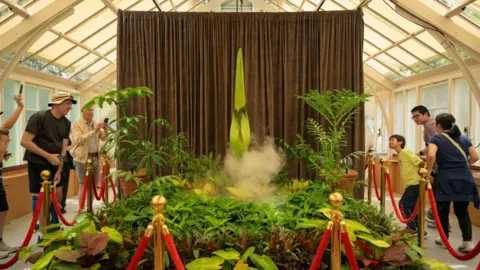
119, 168, 148, 196
334, 169, 359, 194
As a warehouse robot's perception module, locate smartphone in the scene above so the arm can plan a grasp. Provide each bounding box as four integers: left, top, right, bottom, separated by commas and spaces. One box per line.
103, 118, 109, 124
4, 152, 12, 160
19, 84, 23, 95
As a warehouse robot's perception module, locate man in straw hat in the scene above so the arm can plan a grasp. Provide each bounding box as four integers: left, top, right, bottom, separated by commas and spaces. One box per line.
21, 92, 76, 217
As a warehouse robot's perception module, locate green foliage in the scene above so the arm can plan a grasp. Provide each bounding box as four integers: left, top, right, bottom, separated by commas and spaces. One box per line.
20, 219, 127, 269
295, 89, 371, 190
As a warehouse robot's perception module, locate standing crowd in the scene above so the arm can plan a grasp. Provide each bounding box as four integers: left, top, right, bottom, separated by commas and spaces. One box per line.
0, 92, 108, 259
389, 105, 479, 253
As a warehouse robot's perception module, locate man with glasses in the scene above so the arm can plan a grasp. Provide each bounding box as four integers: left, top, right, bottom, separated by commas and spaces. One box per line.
410, 105, 439, 229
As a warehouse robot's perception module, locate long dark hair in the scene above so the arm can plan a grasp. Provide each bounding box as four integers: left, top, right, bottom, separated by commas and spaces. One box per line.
435, 113, 461, 139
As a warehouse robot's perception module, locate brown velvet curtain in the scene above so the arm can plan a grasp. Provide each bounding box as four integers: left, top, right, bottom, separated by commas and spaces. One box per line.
117, 11, 365, 196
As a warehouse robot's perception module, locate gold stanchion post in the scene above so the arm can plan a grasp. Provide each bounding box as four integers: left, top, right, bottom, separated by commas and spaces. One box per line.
380, 158, 387, 214
40, 170, 51, 232
103, 157, 109, 205
367, 151, 374, 205
329, 192, 344, 270
418, 168, 428, 250
152, 195, 167, 270
86, 159, 93, 213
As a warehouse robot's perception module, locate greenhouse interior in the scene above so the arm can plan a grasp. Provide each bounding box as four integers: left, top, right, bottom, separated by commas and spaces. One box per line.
0, 0, 480, 269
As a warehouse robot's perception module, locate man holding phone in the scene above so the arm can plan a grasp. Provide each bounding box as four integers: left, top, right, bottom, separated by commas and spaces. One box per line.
70, 106, 107, 205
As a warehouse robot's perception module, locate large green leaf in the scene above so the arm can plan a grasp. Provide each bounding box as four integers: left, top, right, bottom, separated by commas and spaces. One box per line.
212, 249, 240, 260
31, 250, 56, 270
422, 259, 453, 270
241, 247, 255, 261
185, 256, 225, 270
54, 250, 81, 263
234, 48, 245, 110
52, 262, 82, 270
101, 227, 123, 245
249, 254, 278, 270
295, 219, 326, 230
356, 233, 390, 248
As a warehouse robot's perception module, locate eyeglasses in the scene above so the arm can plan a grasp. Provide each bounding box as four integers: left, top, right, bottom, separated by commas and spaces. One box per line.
411, 114, 422, 119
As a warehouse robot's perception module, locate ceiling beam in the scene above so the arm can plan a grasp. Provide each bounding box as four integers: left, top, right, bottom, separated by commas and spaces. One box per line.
0, 60, 80, 90
0, 0, 30, 18
0, 0, 84, 53
364, 64, 398, 91
443, 0, 477, 18
392, 0, 480, 61
101, 0, 118, 14
79, 63, 116, 92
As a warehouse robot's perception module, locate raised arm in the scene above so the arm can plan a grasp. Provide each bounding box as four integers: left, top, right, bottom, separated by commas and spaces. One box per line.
0, 95, 24, 131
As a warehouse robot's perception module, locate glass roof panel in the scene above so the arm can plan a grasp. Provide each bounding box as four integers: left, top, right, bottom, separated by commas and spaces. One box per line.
106, 50, 116, 62
53, 0, 106, 33
0, 15, 22, 35
95, 37, 117, 55
130, 0, 155, 11
364, 27, 392, 49
367, 0, 422, 33
363, 42, 379, 55
114, 0, 139, 10
37, 39, 75, 62
400, 39, 437, 61
415, 31, 446, 54
375, 53, 406, 75
363, 53, 368, 61
331, 0, 357, 10
386, 47, 421, 66
87, 59, 109, 74
301, 1, 317, 11
322, 1, 344, 11
451, 16, 480, 37
363, 11, 405, 42
83, 22, 117, 48
28, 32, 58, 53
365, 59, 390, 75
55, 47, 89, 67
461, 4, 480, 27
68, 12, 116, 41
70, 54, 99, 75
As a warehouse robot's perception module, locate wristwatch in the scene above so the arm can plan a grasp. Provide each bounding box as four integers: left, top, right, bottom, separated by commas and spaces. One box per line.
59, 156, 67, 163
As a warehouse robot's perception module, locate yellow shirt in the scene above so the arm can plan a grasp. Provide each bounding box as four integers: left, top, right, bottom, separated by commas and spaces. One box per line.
398, 149, 422, 188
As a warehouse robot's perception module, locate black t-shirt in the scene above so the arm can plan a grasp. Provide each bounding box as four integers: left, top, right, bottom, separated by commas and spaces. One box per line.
23, 110, 71, 164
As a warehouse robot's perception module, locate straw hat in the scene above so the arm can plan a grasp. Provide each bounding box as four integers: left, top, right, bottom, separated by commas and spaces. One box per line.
48, 92, 77, 107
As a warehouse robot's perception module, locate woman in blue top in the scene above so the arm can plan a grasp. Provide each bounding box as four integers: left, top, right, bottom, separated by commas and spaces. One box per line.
426, 113, 479, 252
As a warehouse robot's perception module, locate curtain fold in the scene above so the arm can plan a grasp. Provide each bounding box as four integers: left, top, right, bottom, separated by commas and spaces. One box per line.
117, 11, 365, 196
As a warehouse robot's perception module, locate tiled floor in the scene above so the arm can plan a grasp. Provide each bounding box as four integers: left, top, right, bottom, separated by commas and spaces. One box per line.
1, 188, 479, 269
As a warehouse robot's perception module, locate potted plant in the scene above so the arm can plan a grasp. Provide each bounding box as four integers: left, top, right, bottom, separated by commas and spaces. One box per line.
83, 87, 174, 196
296, 89, 371, 193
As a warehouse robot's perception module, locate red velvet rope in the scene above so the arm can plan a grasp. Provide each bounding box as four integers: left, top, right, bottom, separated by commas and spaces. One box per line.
77, 175, 89, 215
427, 188, 480, 260
99, 165, 106, 201
126, 234, 151, 270
110, 177, 117, 203
91, 173, 101, 201
372, 163, 381, 200
386, 173, 419, 223
309, 228, 332, 270
0, 192, 44, 269
51, 192, 76, 226
341, 230, 360, 270
164, 233, 185, 270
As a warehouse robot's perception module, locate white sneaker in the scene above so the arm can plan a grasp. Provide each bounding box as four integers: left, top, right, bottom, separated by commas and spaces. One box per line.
0, 241, 19, 254
435, 237, 447, 249
458, 241, 474, 253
